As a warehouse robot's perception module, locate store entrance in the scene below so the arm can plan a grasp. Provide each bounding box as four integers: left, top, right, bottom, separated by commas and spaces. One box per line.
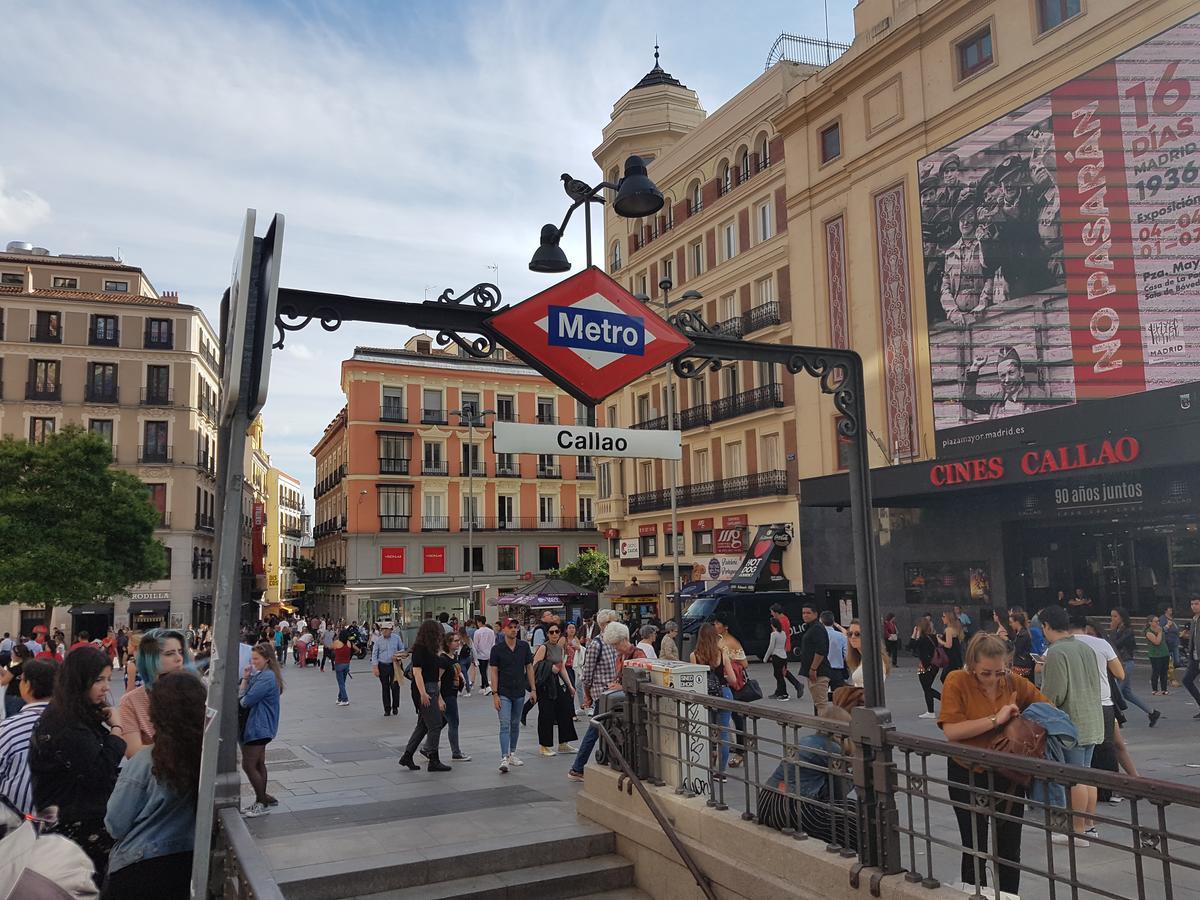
1021, 518, 1200, 615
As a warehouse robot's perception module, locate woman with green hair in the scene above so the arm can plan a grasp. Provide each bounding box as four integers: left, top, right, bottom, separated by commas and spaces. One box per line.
115, 628, 194, 759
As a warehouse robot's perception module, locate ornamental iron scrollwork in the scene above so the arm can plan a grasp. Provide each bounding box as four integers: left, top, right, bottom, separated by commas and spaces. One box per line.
273, 305, 343, 350
434, 330, 496, 359
431, 282, 502, 358
435, 282, 501, 311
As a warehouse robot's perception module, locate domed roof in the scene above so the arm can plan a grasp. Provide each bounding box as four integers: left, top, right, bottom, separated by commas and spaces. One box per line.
632, 44, 687, 91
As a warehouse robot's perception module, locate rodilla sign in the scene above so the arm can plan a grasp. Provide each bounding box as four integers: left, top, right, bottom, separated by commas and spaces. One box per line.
487, 267, 692, 404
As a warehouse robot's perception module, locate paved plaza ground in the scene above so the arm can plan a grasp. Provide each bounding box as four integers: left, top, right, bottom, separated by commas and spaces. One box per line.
213, 653, 1200, 898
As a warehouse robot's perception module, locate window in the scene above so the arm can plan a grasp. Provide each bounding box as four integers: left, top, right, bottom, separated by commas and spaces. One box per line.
143, 421, 169, 461
820, 122, 841, 163
459, 391, 480, 423
719, 162, 731, 195
89, 419, 114, 447
610, 241, 622, 272
578, 496, 593, 524
379, 485, 412, 530
144, 318, 172, 348
146, 365, 170, 403
381, 386, 405, 421
637, 272, 648, 297
756, 201, 773, 242
598, 463, 611, 499
665, 203, 674, 230
660, 256, 672, 284
537, 453, 558, 476
578, 544, 597, 556
720, 293, 738, 322
756, 276, 775, 306
497, 452, 516, 476
692, 378, 707, 408
639, 534, 658, 557
498, 546, 517, 572
422, 389, 444, 423
538, 545, 560, 570
30, 359, 60, 398
1037, 0, 1080, 33
87, 362, 118, 402
0, 273, 22, 285
422, 493, 446, 528
52, 276, 78, 289
958, 25, 994, 80
722, 363, 739, 398
694, 529, 713, 554
497, 494, 515, 526
422, 441, 445, 473
29, 417, 55, 444
497, 394, 515, 422
90, 314, 118, 345
538, 495, 557, 525
639, 461, 653, 492
757, 360, 779, 388
609, 537, 620, 559
379, 433, 411, 474
739, 150, 751, 182
759, 135, 771, 168
761, 433, 781, 471
607, 403, 618, 428
693, 449, 709, 483
33, 311, 61, 342
536, 396, 556, 424
636, 394, 651, 423
462, 546, 484, 573
105, 280, 130, 293
724, 441, 745, 477
461, 441, 482, 476
146, 484, 168, 525
576, 400, 595, 426
720, 220, 736, 262
690, 181, 703, 214
690, 240, 703, 278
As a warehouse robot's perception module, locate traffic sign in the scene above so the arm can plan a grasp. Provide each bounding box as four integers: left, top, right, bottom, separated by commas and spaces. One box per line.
486, 267, 692, 404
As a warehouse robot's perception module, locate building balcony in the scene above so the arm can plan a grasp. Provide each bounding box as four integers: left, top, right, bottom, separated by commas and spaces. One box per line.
379, 457, 410, 475
472, 516, 600, 532
201, 345, 220, 371
380, 399, 407, 422
576, 467, 596, 480
744, 301, 781, 332
714, 316, 744, 339
313, 517, 344, 539
144, 331, 173, 350
421, 462, 449, 476
537, 464, 562, 479
196, 513, 215, 533
85, 384, 119, 404
680, 404, 712, 430
421, 408, 447, 425
315, 464, 346, 498
155, 512, 172, 529
282, 526, 304, 538
496, 463, 521, 478
460, 464, 486, 477
710, 383, 784, 424
631, 412, 675, 431
309, 564, 345, 584
597, 497, 626, 521
140, 387, 174, 406
25, 382, 61, 401
89, 328, 120, 347
422, 515, 450, 530
535, 413, 559, 425
628, 469, 790, 513
198, 398, 219, 423
139, 445, 173, 464
380, 515, 411, 532
29, 324, 62, 343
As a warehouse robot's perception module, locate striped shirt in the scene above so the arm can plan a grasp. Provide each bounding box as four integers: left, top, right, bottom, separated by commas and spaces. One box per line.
0, 701, 49, 815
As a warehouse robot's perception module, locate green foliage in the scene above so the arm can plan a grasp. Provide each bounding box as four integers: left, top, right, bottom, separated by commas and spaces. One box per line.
552, 549, 611, 594
0, 426, 167, 607
292, 556, 316, 584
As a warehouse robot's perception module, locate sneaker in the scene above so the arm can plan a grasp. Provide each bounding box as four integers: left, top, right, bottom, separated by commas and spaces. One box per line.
1106, 796, 1125, 805
557, 743, 577, 753
507, 753, 524, 766
1149, 710, 1162, 727
1052, 833, 1089, 847
464, 690, 472, 697
540, 746, 557, 757
1084, 827, 1099, 840
336, 700, 349, 706
498, 757, 509, 773
567, 770, 584, 782
452, 752, 472, 761
774, 695, 790, 701
263, 794, 279, 807
918, 711, 938, 719
242, 802, 269, 818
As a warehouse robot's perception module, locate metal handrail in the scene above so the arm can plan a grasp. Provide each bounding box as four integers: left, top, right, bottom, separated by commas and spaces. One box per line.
588, 712, 718, 900
216, 806, 286, 899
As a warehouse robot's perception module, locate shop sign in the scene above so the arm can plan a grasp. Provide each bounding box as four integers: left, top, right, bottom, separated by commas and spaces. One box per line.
638, 523, 658, 536
423, 546, 446, 574
929, 436, 1140, 487
722, 514, 748, 527
619, 539, 640, 560
691, 518, 713, 531
130, 591, 170, 601
381, 547, 406, 575
714, 527, 746, 555
706, 556, 742, 580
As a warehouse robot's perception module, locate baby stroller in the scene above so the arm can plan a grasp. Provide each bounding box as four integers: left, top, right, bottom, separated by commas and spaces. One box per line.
305, 641, 320, 667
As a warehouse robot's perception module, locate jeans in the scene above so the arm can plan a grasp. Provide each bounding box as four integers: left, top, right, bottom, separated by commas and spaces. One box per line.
1150, 656, 1169, 693
1118, 661, 1154, 716
712, 686, 734, 772
1062, 743, 1095, 768
335, 663, 350, 702
570, 689, 624, 774
403, 683, 445, 757
1182, 657, 1200, 705
497, 695, 523, 758
444, 692, 462, 756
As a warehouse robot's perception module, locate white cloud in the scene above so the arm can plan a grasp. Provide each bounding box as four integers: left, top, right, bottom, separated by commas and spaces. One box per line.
0, 168, 51, 234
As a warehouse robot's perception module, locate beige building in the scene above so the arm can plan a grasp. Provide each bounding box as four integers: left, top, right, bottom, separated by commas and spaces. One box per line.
592, 53, 814, 604
0, 241, 221, 636
265, 465, 305, 608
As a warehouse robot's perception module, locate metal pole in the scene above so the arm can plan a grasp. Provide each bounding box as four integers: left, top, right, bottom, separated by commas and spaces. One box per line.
845, 356, 884, 708
664, 286, 682, 635
468, 415, 474, 618
584, 201, 593, 268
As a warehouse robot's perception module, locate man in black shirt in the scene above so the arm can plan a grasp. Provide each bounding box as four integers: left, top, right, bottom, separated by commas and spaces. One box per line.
798, 603, 831, 716
490, 618, 536, 773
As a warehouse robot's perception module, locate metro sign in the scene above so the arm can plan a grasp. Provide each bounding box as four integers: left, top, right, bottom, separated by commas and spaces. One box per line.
487, 267, 692, 404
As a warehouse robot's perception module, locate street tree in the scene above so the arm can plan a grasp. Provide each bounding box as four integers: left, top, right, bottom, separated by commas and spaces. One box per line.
552, 548, 611, 594
0, 426, 168, 626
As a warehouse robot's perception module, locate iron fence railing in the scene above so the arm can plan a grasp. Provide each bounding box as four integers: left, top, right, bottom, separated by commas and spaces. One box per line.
628, 469, 788, 513
615, 672, 1200, 900
216, 806, 286, 900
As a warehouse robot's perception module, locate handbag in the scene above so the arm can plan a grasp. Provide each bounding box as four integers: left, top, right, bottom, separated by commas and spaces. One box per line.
733, 677, 763, 703
931, 646, 950, 668
989, 714, 1047, 787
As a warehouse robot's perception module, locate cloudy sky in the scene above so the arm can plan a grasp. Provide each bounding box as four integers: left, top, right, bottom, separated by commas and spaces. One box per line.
1, 0, 853, 495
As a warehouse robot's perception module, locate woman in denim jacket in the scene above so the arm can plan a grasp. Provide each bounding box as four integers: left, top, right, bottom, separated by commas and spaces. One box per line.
102, 672, 205, 899
239, 642, 284, 817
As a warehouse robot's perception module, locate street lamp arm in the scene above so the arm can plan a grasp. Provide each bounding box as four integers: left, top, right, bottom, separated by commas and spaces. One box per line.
553, 183, 614, 245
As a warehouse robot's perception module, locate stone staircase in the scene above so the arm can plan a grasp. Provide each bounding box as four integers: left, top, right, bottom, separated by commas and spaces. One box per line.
274, 819, 647, 900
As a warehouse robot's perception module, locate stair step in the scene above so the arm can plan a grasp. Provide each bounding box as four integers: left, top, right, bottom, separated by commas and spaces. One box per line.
279, 822, 616, 900
352, 854, 634, 900
574, 890, 653, 899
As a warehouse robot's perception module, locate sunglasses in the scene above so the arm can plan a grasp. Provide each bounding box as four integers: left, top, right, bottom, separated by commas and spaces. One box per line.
848, 632, 861, 638
548, 629, 560, 634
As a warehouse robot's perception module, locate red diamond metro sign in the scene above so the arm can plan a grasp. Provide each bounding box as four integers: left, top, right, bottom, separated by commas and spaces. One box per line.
487, 267, 692, 404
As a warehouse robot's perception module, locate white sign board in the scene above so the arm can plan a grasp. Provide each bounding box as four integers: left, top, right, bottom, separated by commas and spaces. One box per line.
619, 539, 641, 560
493, 422, 681, 460
706, 556, 742, 581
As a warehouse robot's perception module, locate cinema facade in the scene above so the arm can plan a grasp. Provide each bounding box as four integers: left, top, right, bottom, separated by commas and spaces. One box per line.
776, 0, 1200, 623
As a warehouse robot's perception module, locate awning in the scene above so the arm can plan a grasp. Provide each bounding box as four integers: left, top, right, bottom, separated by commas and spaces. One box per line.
344, 583, 490, 595
68, 605, 115, 616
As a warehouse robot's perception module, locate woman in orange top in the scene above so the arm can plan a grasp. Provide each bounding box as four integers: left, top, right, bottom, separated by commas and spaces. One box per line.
938, 632, 1047, 898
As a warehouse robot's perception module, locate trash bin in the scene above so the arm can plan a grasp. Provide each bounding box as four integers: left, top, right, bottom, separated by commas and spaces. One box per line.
626, 658, 711, 795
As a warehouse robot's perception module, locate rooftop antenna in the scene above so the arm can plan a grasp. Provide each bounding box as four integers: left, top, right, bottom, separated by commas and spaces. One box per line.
486, 263, 499, 287
824, 0, 831, 64
654, 36, 660, 69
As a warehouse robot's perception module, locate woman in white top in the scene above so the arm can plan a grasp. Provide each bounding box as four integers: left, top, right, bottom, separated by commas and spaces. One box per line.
846, 619, 890, 688
766, 618, 790, 700
635, 625, 659, 660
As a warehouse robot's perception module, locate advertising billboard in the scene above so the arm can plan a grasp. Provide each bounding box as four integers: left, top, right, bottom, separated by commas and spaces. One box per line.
921, 14, 1200, 456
